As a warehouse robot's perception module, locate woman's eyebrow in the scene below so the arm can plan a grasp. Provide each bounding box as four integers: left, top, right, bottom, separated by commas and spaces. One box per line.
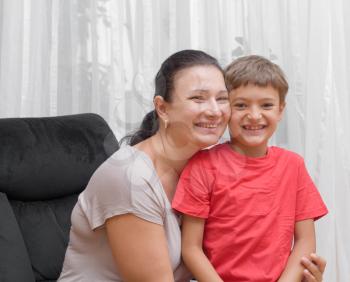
191, 89, 228, 94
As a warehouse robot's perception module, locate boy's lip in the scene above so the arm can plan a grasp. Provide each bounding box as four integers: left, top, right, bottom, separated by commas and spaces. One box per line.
241, 125, 267, 130
240, 125, 268, 136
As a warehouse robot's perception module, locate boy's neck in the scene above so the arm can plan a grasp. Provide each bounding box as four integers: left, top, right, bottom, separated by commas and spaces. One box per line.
229, 141, 268, 158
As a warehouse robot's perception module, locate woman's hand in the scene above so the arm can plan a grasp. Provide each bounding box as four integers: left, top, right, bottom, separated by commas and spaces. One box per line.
301, 253, 326, 282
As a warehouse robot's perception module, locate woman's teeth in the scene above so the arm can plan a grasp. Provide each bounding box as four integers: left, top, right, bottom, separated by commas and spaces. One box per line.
197, 123, 218, 128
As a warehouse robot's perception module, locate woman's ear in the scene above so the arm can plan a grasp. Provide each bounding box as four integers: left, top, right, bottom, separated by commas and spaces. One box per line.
154, 95, 169, 122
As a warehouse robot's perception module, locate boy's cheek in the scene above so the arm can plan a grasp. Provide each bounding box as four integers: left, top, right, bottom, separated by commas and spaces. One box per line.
227, 119, 241, 138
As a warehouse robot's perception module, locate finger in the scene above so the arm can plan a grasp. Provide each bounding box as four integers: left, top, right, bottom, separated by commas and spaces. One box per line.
301, 257, 322, 282
310, 253, 327, 273
303, 269, 317, 282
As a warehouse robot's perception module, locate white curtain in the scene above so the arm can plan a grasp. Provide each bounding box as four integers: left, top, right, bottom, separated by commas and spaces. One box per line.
0, 0, 349, 280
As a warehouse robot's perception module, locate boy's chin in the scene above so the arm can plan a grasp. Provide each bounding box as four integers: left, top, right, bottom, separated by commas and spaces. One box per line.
231, 138, 269, 154
238, 135, 268, 145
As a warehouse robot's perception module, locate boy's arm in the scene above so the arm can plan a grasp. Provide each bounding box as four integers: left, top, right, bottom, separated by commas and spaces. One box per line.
278, 219, 316, 282
181, 215, 223, 282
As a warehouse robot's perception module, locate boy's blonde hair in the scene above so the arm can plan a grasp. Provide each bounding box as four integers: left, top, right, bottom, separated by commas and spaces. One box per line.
225, 55, 289, 103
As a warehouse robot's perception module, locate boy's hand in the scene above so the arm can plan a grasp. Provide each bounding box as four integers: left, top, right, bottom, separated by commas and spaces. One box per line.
301, 253, 326, 282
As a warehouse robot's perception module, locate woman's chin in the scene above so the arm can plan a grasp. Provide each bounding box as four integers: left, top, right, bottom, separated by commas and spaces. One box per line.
193, 135, 221, 149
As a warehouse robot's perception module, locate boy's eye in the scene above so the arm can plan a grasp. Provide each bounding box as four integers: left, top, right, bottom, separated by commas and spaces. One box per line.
233, 103, 247, 109
262, 103, 274, 109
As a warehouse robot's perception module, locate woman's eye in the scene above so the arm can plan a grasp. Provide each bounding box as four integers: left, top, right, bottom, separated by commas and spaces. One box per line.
217, 96, 229, 102
189, 96, 204, 101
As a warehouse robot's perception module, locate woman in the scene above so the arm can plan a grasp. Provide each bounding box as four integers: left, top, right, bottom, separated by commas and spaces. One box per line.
58, 50, 326, 281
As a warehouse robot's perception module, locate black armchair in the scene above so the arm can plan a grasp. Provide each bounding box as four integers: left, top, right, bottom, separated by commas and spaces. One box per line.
0, 113, 119, 282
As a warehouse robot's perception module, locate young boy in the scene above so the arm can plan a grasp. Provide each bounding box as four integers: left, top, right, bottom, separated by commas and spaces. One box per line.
172, 55, 328, 282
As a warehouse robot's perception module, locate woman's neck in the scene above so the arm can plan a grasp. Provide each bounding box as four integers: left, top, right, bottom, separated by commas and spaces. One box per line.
135, 132, 199, 176
135, 133, 200, 202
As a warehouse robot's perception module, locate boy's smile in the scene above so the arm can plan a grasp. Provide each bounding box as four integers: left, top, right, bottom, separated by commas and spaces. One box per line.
228, 84, 285, 157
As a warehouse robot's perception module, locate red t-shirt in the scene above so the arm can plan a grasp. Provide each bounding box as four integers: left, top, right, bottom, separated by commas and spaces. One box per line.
172, 143, 328, 282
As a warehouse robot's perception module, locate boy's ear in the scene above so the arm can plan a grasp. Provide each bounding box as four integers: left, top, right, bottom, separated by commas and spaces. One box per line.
154, 95, 168, 121
278, 102, 286, 121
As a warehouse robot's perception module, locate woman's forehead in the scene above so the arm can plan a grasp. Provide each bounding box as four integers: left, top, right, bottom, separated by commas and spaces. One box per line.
173, 65, 225, 89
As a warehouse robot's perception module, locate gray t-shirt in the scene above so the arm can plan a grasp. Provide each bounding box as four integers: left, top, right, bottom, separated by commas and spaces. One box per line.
58, 145, 191, 282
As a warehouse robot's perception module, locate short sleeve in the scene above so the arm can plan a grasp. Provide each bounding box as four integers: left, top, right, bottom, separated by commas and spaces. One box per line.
79, 150, 165, 230
295, 160, 328, 221
172, 152, 213, 218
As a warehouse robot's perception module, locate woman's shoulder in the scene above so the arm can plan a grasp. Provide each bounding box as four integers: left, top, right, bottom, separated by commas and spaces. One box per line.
79, 145, 160, 204
78, 145, 165, 229
94, 145, 157, 182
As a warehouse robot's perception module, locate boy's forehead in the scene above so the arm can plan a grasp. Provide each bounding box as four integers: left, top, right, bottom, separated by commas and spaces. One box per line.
228, 85, 280, 100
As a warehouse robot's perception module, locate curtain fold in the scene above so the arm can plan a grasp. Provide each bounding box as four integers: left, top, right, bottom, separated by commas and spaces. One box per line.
0, 0, 24, 117
0, 0, 349, 280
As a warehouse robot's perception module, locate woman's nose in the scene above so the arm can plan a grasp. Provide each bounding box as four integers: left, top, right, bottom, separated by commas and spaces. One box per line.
205, 99, 222, 117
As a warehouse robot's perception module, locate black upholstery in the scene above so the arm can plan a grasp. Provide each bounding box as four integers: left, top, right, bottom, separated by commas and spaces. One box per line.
0, 113, 119, 282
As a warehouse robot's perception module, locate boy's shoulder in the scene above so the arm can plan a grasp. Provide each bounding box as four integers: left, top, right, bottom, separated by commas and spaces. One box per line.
191, 145, 306, 167
189, 143, 228, 165
197, 142, 228, 156
271, 146, 304, 164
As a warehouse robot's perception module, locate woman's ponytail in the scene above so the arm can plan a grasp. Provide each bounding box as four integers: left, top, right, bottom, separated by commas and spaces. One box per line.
120, 110, 159, 145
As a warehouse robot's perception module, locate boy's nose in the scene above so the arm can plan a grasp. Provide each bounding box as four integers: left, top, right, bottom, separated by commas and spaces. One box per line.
247, 108, 262, 120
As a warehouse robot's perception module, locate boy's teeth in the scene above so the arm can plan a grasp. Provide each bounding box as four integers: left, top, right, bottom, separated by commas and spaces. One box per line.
244, 125, 264, 130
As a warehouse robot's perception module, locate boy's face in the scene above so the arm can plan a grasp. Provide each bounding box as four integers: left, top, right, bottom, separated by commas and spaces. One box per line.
228, 84, 285, 157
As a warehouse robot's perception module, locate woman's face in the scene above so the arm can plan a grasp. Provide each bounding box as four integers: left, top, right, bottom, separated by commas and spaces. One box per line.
165, 65, 230, 149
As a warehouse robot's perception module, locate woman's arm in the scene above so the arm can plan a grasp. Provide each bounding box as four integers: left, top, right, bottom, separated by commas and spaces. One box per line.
181, 215, 223, 282
278, 219, 316, 282
301, 253, 326, 282
106, 213, 174, 282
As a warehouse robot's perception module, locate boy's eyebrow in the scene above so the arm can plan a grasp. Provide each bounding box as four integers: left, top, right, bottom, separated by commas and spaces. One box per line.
231, 97, 276, 101
230, 96, 248, 101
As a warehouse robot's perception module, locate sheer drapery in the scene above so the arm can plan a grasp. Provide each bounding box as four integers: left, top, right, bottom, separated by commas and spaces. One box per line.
0, 0, 349, 280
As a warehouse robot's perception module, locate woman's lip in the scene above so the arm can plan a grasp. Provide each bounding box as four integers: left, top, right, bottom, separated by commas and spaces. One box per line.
195, 122, 220, 128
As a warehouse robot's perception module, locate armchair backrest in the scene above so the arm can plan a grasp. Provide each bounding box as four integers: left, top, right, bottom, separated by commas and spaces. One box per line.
0, 113, 119, 282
